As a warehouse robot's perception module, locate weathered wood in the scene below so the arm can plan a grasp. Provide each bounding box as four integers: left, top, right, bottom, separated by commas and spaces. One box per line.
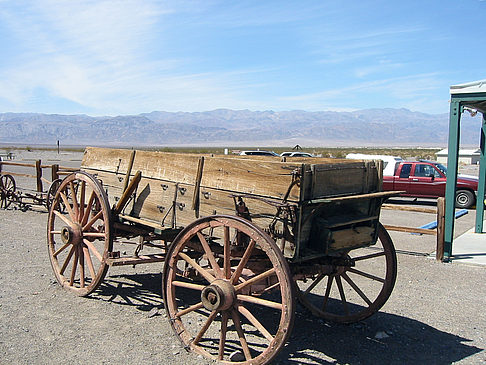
192, 157, 205, 217
382, 204, 437, 214
36, 160, 43, 192
113, 170, 142, 215
329, 226, 375, 251
51, 164, 59, 181
106, 254, 166, 266
383, 224, 436, 235
0, 172, 37, 179
121, 150, 136, 192
0, 161, 39, 168
82, 147, 373, 202
82, 147, 387, 258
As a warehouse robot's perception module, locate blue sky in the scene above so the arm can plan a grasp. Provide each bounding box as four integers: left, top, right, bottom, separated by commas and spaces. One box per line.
0, 0, 485, 116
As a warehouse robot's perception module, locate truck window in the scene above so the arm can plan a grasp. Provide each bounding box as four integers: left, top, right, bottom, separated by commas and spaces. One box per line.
414, 164, 436, 177
399, 164, 412, 178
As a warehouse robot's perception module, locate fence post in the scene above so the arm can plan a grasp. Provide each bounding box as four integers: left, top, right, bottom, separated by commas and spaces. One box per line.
35, 160, 43, 192
51, 164, 59, 181
436, 197, 446, 261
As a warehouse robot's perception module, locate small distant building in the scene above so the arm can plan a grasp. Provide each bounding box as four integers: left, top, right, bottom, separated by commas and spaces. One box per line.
436, 148, 481, 165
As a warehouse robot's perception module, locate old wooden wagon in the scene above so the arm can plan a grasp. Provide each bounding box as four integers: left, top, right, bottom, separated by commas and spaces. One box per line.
47, 147, 398, 364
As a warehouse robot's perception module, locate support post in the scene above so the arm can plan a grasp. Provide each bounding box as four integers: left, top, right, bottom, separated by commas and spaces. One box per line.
35, 159, 43, 192
443, 100, 461, 261
122, 150, 136, 193
476, 113, 486, 233
51, 164, 59, 181
436, 197, 446, 261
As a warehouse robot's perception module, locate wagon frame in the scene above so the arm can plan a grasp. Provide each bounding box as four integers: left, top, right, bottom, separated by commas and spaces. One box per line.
46, 147, 399, 364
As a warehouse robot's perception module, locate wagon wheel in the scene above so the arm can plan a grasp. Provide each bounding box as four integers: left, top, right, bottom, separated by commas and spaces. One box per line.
46, 178, 64, 211
295, 223, 397, 324
163, 215, 295, 365
0, 174, 16, 209
47, 172, 112, 296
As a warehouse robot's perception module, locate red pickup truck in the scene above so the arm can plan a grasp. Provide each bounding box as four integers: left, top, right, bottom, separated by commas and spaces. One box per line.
382, 160, 479, 208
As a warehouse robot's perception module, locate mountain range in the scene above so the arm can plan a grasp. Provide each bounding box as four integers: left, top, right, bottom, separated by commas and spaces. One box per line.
0, 108, 481, 147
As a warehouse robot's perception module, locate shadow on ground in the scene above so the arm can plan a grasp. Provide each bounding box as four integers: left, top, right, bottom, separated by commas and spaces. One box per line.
90, 272, 482, 365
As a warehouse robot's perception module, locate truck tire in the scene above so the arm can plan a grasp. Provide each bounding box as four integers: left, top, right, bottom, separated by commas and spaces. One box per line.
455, 190, 475, 209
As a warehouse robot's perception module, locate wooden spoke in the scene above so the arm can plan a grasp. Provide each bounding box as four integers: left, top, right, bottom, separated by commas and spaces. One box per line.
81, 191, 96, 226
69, 248, 79, 286
60, 191, 76, 222
223, 226, 231, 279
60, 245, 75, 275
237, 294, 283, 311
83, 210, 103, 232
304, 273, 325, 295
347, 268, 385, 283
335, 276, 349, 315
231, 309, 252, 361
197, 232, 223, 278
69, 181, 80, 221
192, 310, 218, 345
177, 252, 215, 283
218, 311, 229, 360
79, 181, 86, 223
321, 275, 333, 311
79, 246, 85, 288
235, 268, 276, 292
83, 239, 103, 262
175, 302, 204, 318
82, 232, 106, 238
53, 242, 71, 258
171, 280, 206, 291
230, 239, 256, 285
342, 272, 372, 306
83, 245, 96, 278
353, 251, 386, 261
53, 209, 72, 226
238, 305, 274, 342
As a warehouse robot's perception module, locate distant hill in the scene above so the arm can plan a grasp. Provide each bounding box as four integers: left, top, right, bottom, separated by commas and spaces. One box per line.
0, 108, 480, 147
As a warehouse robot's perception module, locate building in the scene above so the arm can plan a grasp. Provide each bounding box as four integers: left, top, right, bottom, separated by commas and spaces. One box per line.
435, 148, 481, 165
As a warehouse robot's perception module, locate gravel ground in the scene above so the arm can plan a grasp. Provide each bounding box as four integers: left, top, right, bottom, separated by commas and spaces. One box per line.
1, 149, 485, 364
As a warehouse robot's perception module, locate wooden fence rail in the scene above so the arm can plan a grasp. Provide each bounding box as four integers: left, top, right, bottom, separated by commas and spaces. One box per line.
382, 198, 446, 261
0, 160, 77, 193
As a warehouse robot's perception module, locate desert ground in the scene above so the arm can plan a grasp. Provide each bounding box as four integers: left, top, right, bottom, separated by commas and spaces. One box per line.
0, 148, 484, 364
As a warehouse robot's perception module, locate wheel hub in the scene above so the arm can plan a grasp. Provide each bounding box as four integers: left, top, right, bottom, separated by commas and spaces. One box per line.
201, 279, 236, 311
61, 224, 83, 246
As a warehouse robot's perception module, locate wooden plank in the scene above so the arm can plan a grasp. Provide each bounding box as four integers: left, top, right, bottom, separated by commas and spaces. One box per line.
0, 171, 37, 179
383, 224, 437, 235
113, 170, 142, 215
82, 147, 381, 202
329, 226, 375, 251
382, 204, 437, 214
82, 147, 134, 172
0, 161, 38, 168
106, 254, 166, 266
121, 150, 136, 192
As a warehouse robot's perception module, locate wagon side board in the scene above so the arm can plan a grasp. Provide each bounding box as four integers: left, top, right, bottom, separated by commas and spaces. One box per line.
81, 147, 391, 260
